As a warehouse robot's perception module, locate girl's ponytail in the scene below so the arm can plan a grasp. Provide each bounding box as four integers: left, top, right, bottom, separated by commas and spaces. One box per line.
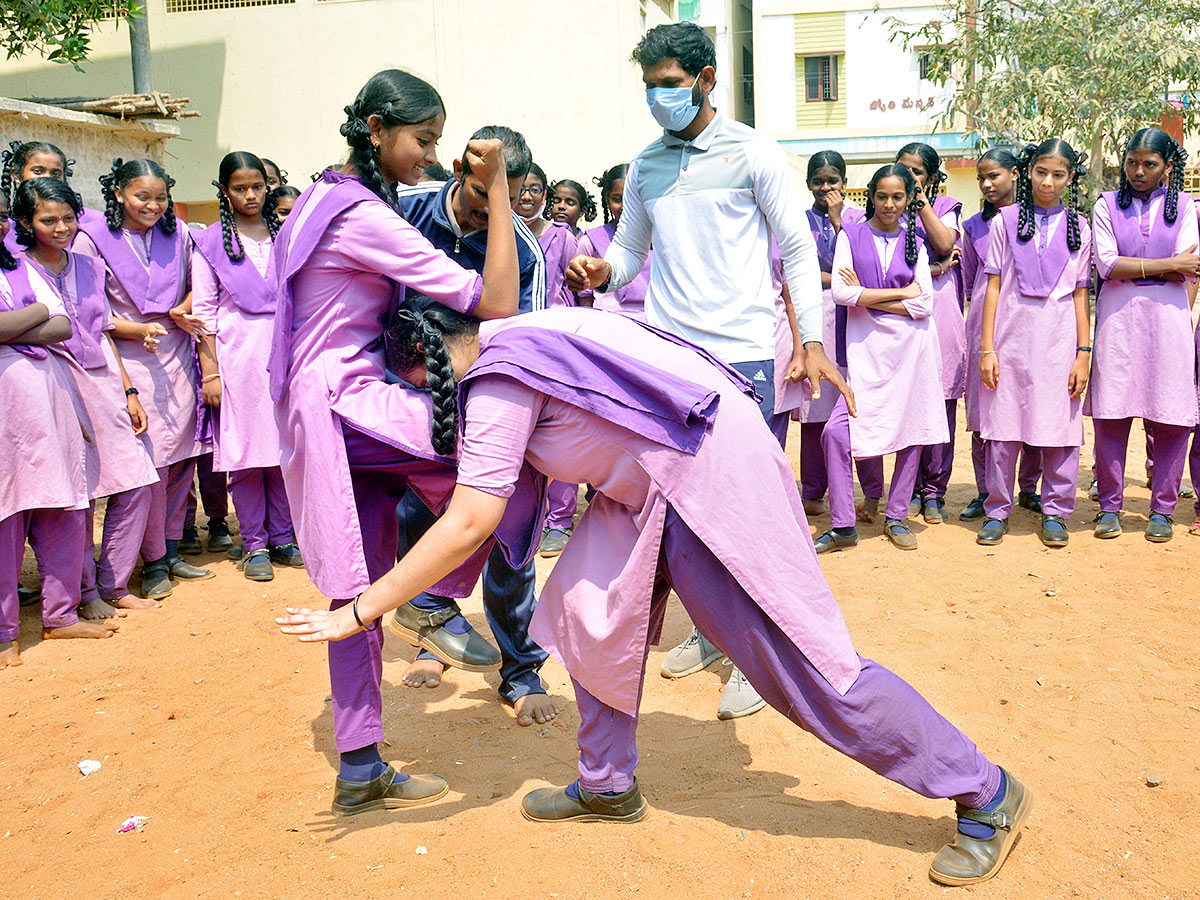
99, 157, 124, 231
1015, 143, 1038, 244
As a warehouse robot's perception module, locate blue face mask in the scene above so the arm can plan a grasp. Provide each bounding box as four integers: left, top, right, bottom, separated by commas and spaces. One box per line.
646, 75, 702, 132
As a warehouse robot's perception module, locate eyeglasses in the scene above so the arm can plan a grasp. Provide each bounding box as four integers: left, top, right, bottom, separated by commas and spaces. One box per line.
518, 185, 544, 197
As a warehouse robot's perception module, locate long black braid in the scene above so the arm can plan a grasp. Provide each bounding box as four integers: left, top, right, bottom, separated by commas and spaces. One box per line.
593, 163, 629, 225
864, 162, 920, 268
1, 140, 21, 209
0, 195, 15, 271
384, 296, 481, 457
896, 141, 946, 203
98, 158, 179, 234
1017, 139, 1084, 251
340, 69, 445, 213
1117, 127, 1187, 225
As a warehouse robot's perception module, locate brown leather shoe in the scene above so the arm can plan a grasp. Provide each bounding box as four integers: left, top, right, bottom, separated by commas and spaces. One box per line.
521, 780, 648, 823
331, 765, 449, 817
929, 768, 1032, 886
388, 602, 501, 672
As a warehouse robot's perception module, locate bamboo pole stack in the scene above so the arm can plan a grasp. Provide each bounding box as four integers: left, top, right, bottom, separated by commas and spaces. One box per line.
24, 92, 200, 121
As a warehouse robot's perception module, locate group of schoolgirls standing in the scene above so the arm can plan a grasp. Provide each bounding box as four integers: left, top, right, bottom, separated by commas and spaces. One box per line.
795, 126, 1200, 552
0, 140, 304, 668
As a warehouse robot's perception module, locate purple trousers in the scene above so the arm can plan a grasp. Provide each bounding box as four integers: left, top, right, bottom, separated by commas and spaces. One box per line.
917, 400, 958, 500
970, 434, 1041, 496
1, 508, 86, 640
185, 451, 229, 527
823, 397, 924, 526
228, 466, 294, 552
329, 428, 491, 754
1093, 417, 1189, 515
150, 458, 198, 544
546, 480, 578, 532
81, 486, 164, 603
985, 441, 1078, 520
575, 505, 1001, 808
799, 421, 884, 503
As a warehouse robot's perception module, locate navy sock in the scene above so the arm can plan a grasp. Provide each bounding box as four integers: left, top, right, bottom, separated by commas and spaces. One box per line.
832, 526, 857, 537
408, 594, 471, 635
164, 539, 178, 559
565, 779, 620, 800
339, 744, 399, 783
958, 770, 1006, 840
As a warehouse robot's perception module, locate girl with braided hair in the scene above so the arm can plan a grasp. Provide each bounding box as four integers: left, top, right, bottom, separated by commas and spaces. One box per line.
1, 191, 121, 667
192, 152, 299, 581
271, 185, 301, 223
959, 148, 1043, 521
826, 164, 947, 551
266, 68, 518, 813
895, 142, 967, 525
74, 158, 213, 588
1, 140, 87, 253
1084, 127, 1199, 541
14, 178, 163, 615
574, 163, 650, 318
281, 299, 1031, 890
976, 139, 1093, 548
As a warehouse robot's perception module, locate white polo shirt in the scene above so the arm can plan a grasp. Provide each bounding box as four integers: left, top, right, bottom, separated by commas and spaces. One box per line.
604, 111, 822, 364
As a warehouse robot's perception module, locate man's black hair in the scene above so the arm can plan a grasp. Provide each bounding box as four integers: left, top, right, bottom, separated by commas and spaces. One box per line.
631, 22, 717, 77
461, 125, 532, 181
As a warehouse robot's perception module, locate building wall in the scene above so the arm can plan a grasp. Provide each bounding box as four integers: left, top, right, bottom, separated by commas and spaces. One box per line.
0, 0, 676, 217
688, 0, 755, 125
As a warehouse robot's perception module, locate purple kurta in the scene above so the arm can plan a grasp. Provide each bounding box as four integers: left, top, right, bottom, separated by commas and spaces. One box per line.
22, 251, 158, 500
1084, 188, 1198, 426
979, 204, 1091, 446
537, 222, 579, 309
576, 223, 649, 318
456, 307, 860, 716
192, 226, 283, 471
831, 223, 947, 457
961, 210, 994, 433
73, 224, 201, 467
0, 264, 90, 522
267, 171, 483, 599
915, 196, 967, 400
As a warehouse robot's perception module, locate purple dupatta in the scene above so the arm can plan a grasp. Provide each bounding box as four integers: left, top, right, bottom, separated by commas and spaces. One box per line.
193, 223, 275, 314
998, 203, 1075, 300
0, 263, 47, 359
76, 216, 187, 315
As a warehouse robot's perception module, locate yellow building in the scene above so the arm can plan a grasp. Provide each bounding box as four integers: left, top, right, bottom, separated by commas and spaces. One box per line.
1, 0, 679, 222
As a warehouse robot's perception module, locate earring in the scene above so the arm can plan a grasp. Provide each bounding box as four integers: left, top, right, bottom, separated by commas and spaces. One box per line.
371, 139, 380, 150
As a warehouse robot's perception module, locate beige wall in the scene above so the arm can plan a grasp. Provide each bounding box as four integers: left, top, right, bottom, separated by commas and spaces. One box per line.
0, 0, 676, 215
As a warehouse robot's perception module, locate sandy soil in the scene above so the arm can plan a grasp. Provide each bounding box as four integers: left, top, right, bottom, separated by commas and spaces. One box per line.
2, 417, 1198, 900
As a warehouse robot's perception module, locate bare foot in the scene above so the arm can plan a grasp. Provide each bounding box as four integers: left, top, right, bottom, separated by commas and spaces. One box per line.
114, 594, 160, 611
42, 620, 119, 640
0, 641, 21, 667
402, 658, 445, 688
802, 498, 825, 517
513, 693, 560, 727
79, 598, 127, 620
856, 497, 879, 523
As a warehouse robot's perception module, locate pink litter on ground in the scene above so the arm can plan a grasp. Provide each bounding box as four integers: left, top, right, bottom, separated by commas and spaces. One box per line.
117, 815, 148, 833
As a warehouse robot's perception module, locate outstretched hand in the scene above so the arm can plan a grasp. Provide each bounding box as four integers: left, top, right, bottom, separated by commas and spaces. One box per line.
566, 254, 611, 292
277, 605, 362, 643
798, 342, 856, 417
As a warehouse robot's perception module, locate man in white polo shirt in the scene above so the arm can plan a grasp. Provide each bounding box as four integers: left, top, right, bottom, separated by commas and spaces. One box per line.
568, 23, 851, 721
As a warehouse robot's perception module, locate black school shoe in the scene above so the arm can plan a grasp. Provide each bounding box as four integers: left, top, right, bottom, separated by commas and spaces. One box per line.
960, 494, 987, 521
1039, 515, 1069, 548
332, 765, 449, 816
17, 586, 40, 607
241, 549, 274, 582
269, 543, 304, 567
206, 518, 234, 552
1017, 492, 1042, 514
521, 780, 648, 823
177, 527, 203, 556
976, 518, 1008, 546
929, 768, 1032, 886
167, 556, 215, 581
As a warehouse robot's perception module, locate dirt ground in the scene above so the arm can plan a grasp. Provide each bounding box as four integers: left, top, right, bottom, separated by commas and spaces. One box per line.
2, 415, 1198, 900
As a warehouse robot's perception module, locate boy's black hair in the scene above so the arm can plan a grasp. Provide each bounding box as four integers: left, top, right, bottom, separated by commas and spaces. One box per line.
421, 161, 451, 182
631, 22, 717, 77
460, 125, 532, 182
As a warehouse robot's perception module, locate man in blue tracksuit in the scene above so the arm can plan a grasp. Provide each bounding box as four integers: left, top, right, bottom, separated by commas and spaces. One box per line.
388, 125, 557, 726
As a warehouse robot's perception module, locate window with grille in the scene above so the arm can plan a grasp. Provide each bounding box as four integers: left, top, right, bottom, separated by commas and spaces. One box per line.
918, 48, 949, 82
166, 0, 293, 12
803, 55, 837, 103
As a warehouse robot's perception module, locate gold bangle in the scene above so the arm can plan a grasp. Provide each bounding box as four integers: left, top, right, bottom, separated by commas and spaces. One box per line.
1140, 259, 1146, 279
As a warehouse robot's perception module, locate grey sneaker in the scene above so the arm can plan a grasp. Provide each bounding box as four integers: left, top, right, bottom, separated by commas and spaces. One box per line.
717, 663, 766, 719
660, 627, 722, 678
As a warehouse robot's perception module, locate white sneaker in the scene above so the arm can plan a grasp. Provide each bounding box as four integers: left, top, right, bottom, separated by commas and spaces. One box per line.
717, 662, 766, 719
660, 627, 722, 678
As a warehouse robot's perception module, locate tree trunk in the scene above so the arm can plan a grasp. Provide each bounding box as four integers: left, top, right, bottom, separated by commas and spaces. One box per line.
1087, 127, 1106, 208
128, 0, 151, 93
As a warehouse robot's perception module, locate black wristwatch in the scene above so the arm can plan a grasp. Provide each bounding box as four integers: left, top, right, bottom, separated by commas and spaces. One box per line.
125, 387, 139, 397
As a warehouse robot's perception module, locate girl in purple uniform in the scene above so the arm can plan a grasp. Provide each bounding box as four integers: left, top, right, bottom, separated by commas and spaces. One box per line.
1086, 128, 1199, 542
75, 159, 213, 591
194, 152, 302, 581
895, 143, 966, 525
828, 164, 948, 551
14, 178, 163, 614
1, 198, 121, 667
574, 163, 649, 318
960, 149, 1043, 520
798, 151, 883, 536
2, 140, 80, 253
281, 300, 1032, 889
271, 185, 301, 224
266, 69, 519, 814
977, 139, 1093, 548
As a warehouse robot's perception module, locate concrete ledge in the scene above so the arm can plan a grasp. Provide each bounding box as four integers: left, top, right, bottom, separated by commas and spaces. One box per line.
0, 96, 179, 140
